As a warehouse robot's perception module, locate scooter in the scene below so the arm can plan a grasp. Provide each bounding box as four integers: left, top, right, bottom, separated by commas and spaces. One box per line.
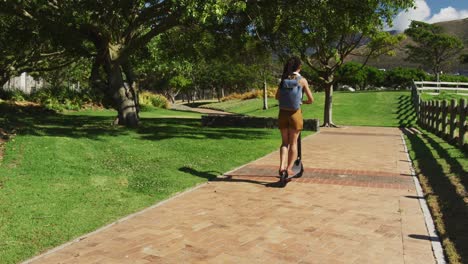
279, 132, 304, 186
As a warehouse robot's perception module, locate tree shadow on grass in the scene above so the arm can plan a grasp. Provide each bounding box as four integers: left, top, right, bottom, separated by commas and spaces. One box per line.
396, 95, 417, 128
402, 128, 468, 263
179, 166, 286, 188
138, 118, 273, 141
0, 103, 273, 141
0, 103, 125, 139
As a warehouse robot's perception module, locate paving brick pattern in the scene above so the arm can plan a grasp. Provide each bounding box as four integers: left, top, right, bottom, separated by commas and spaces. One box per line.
27, 127, 436, 264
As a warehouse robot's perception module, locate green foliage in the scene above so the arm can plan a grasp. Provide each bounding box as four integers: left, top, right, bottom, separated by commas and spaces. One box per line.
0, 14, 71, 87
221, 88, 276, 102
30, 86, 92, 111
0, 89, 27, 101
336, 62, 428, 90
247, 0, 414, 124
136, 26, 280, 102
385, 67, 428, 89
427, 74, 468, 82
250, 0, 414, 82
138, 91, 169, 109
336, 62, 369, 90
405, 21, 465, 74
1, 0, 246, 124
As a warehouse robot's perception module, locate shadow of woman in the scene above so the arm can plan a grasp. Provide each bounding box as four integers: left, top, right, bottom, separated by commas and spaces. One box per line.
178, 166, 287, 188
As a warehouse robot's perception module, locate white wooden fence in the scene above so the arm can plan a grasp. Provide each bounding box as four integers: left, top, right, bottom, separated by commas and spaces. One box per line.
411, 81, 468, 151
413, 81, 468, 95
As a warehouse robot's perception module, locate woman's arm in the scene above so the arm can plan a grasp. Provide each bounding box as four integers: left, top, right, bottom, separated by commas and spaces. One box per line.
301, 78, 314, 104
275, 87, 280, 100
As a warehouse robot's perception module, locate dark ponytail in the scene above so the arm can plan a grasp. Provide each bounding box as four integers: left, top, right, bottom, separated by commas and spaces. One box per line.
279, 56, 302, 88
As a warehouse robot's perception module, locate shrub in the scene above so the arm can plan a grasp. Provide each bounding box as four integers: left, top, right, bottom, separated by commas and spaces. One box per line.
29, 86, 91, 111
139, 91, 169, 109
427, 74, 468, 82
385, 67, 428, 89
221, 88, 276, 102
0, 89, 27, 101
336, 62, 368, 90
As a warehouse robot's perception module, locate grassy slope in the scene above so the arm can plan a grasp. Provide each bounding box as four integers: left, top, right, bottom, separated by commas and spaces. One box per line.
202, 91, 416, 127
0, 104, 287, 263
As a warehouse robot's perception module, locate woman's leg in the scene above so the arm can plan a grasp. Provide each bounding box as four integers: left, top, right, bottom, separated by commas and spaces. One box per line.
286, 128, 301, 174
279, 128, 289, 172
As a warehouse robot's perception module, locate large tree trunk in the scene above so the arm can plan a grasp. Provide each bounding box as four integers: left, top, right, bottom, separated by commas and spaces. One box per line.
122, 61, 140, 115
102, 44, 139, 127
108, 61, 139, 127
323, 82, 336, 127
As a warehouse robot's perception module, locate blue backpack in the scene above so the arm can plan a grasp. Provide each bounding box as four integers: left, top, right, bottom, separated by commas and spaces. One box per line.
279, 76, 303, 110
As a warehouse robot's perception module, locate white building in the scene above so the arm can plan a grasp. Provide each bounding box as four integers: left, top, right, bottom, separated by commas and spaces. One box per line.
2, 72, 44, 94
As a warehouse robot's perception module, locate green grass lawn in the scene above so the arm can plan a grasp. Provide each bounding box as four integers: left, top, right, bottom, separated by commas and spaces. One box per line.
420, 91, 468, 102
201, 91, 416, 127
0, 103, 289, 264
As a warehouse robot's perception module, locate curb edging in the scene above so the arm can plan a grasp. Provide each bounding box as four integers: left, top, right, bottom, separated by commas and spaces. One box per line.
400, 134, 446, 264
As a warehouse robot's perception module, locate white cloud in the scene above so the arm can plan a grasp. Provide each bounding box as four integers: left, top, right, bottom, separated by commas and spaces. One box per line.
390, 0, 431, 31
427, 6, 468, 24
389, 0, 468, 31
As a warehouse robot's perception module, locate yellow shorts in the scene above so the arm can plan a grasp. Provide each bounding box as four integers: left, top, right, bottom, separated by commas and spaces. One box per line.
278, 109, 303, 130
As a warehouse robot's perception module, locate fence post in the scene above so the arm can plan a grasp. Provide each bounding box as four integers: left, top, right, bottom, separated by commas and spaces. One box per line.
441, 100, 448, 138
416, 93, 420, 118
419, 101, 424, 127
450, 99, 457, 142
430, 101, 436, 132
427, 101, 431, 130
424, 101, 429, 128
459, 99, 467, 148
435, 101, 441, 134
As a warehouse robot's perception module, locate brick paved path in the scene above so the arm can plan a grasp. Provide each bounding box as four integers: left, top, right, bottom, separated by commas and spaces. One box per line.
26, 127, 437, 264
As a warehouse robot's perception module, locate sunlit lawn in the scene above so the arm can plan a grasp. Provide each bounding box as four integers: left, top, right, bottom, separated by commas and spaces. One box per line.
201, 91, 416, 127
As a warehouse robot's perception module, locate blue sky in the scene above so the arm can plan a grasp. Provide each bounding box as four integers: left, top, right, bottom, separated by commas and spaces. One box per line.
390, 0, 468, 31
426, 0, 468, 12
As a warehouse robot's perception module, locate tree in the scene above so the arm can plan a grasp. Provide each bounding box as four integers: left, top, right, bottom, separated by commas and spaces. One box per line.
461, 54, 468, 64
247, 0, 413, 127
336, 62, 368, 90
337, 63, 387, 90
405, 21, 464, 82
0, 14, 74, 88
0, 1, 243, 127
385, 67, 427, 89
242, 39, 279, 110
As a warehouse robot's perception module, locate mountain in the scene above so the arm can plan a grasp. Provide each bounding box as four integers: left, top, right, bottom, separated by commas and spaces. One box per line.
351, 18, 468, 74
